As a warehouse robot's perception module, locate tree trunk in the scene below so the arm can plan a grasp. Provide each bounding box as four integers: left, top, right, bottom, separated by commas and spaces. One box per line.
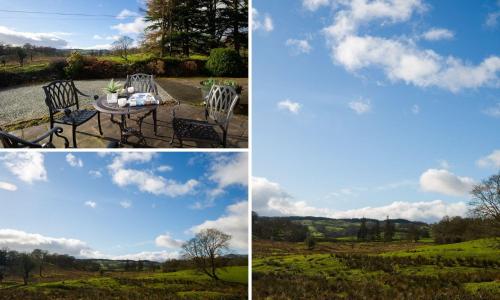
233, 0, 240, 54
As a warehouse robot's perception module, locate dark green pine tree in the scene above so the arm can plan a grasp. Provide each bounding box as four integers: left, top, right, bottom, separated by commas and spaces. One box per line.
373, 220, 381, 241
383, 216, 395, 242
357, 218, 368, 241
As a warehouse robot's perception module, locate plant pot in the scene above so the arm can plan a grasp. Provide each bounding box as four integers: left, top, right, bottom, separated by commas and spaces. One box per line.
107, 93, 118, 104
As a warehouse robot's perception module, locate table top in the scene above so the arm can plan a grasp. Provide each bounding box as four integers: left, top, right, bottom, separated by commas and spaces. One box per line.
93, 95, 159, 116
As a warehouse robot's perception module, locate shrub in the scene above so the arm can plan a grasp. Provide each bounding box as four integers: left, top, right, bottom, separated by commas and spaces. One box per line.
64, 51, 85, 78
205, 48, 243, 77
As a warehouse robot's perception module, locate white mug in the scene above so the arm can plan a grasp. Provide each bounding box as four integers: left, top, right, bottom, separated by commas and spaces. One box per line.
118, 98, 128, 107
127, 87, 135, 94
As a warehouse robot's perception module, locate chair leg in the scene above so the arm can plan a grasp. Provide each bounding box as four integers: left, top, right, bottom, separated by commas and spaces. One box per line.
153, 109, 158, 135
222, 129, 227, 148
49, 120, 54, 144
97, 112, 103, 135
72, 125, 77, 148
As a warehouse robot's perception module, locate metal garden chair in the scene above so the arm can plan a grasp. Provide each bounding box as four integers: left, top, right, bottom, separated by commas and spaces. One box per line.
124, 73, 159, 135
43, 80, 102, 148
171, 84, 239, 148
0, 126, 69, 148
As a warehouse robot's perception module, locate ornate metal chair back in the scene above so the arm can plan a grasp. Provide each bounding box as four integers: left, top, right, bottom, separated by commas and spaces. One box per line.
205, 85, 239, 131
43, 80, 79, 113
125, 74, 158, 95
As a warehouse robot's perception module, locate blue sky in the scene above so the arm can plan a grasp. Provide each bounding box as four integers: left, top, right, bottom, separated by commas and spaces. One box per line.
0, 0, 147, 49
252, 0, 500, 222
0, 152, 248, 260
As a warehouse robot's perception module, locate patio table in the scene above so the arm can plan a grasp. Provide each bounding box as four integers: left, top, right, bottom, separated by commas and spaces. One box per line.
93, 95, 159, 146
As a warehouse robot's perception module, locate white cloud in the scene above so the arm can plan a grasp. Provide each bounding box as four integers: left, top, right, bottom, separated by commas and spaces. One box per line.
482, 103, 500, 117
112, 17, 147, 34
349, 98, 371, 114
112, 251, 180, 262
80, 43, 113, 50
209, 153, 248, 189
252, 8, 274, 32
486, 12, 500, 28
85, 201, 97, 208
190, 201, 248, 251
322, 0, 500, 92
66, 154, 83, 168
477, 150, 500, 168
278, 99, 301, 114
155, 233, 184, 249
286, 39, 312, 55
157, 165, 173, 172
252, 177, 467, 222
116, 9, 139, 20
422, 28, 454, 41
419, 169, 476, 197
303, 0, 330, 11
120, 200, 132, 208
0, 229, 90, 256
0, 26, 70, 48
0, 182, 17, 192
108, 153, 198, 197
412, 104, 420, 114
0, 229, 179, 262
1, 152, 47, 183
89, 170, 102, 178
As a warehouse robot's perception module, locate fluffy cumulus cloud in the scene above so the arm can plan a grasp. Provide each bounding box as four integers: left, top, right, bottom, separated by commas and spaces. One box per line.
112, 17, 148, 34
155, 233, 184, 249
0, 26, 70, 48
252, 8, 274, 32
419, 169, 476, 197
0, 229, 91, 256
349, 98, 372, 114
477, 150, 500, 168
0, 182, 17, 192
1, 152, 47, 183
278, 99, 301, 114
66, 154, 83, 168
0, 229, 179, 262
209, 153, 248, 189
286, 39, 312, 55
422, 28, 454, 41
486, 1, 500, 28
190, 201, 248, 251
303, 0, 330, 11
320, 0, 500, 92
252, 177, 466, 222
108, 153, 198, 197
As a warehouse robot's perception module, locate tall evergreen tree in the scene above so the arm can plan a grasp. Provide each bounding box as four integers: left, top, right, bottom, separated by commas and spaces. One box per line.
357, 218, 368, 241
383, 216, 395, 242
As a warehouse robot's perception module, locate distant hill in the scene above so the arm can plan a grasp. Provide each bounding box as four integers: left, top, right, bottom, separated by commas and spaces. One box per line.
252, 213, 431, 241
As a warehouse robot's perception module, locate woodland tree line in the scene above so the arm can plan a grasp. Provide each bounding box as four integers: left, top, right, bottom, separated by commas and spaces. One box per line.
253, 172, 500, 245
142, 0, 248, 56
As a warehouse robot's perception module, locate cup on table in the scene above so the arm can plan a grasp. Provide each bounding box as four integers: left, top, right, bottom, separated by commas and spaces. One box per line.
127, 87, 135, 94
118, 98, 128, 108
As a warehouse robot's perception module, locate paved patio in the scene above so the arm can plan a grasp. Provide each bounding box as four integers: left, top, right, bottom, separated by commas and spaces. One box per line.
1, 78, 248, 148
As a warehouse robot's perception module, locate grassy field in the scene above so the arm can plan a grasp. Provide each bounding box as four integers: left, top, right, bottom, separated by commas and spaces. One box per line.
253, 238, 500, 299
0, 266, 248, 299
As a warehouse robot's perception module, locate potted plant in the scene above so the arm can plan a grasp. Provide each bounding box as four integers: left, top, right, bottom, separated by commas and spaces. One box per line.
104, 79, 121, 104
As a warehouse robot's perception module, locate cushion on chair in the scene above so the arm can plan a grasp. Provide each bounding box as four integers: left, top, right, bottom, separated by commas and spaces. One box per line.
173, 118, 222, 144
54, 109, 97, 126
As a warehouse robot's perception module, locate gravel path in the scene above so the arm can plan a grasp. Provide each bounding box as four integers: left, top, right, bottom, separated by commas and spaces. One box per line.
0, 79, 172, 126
